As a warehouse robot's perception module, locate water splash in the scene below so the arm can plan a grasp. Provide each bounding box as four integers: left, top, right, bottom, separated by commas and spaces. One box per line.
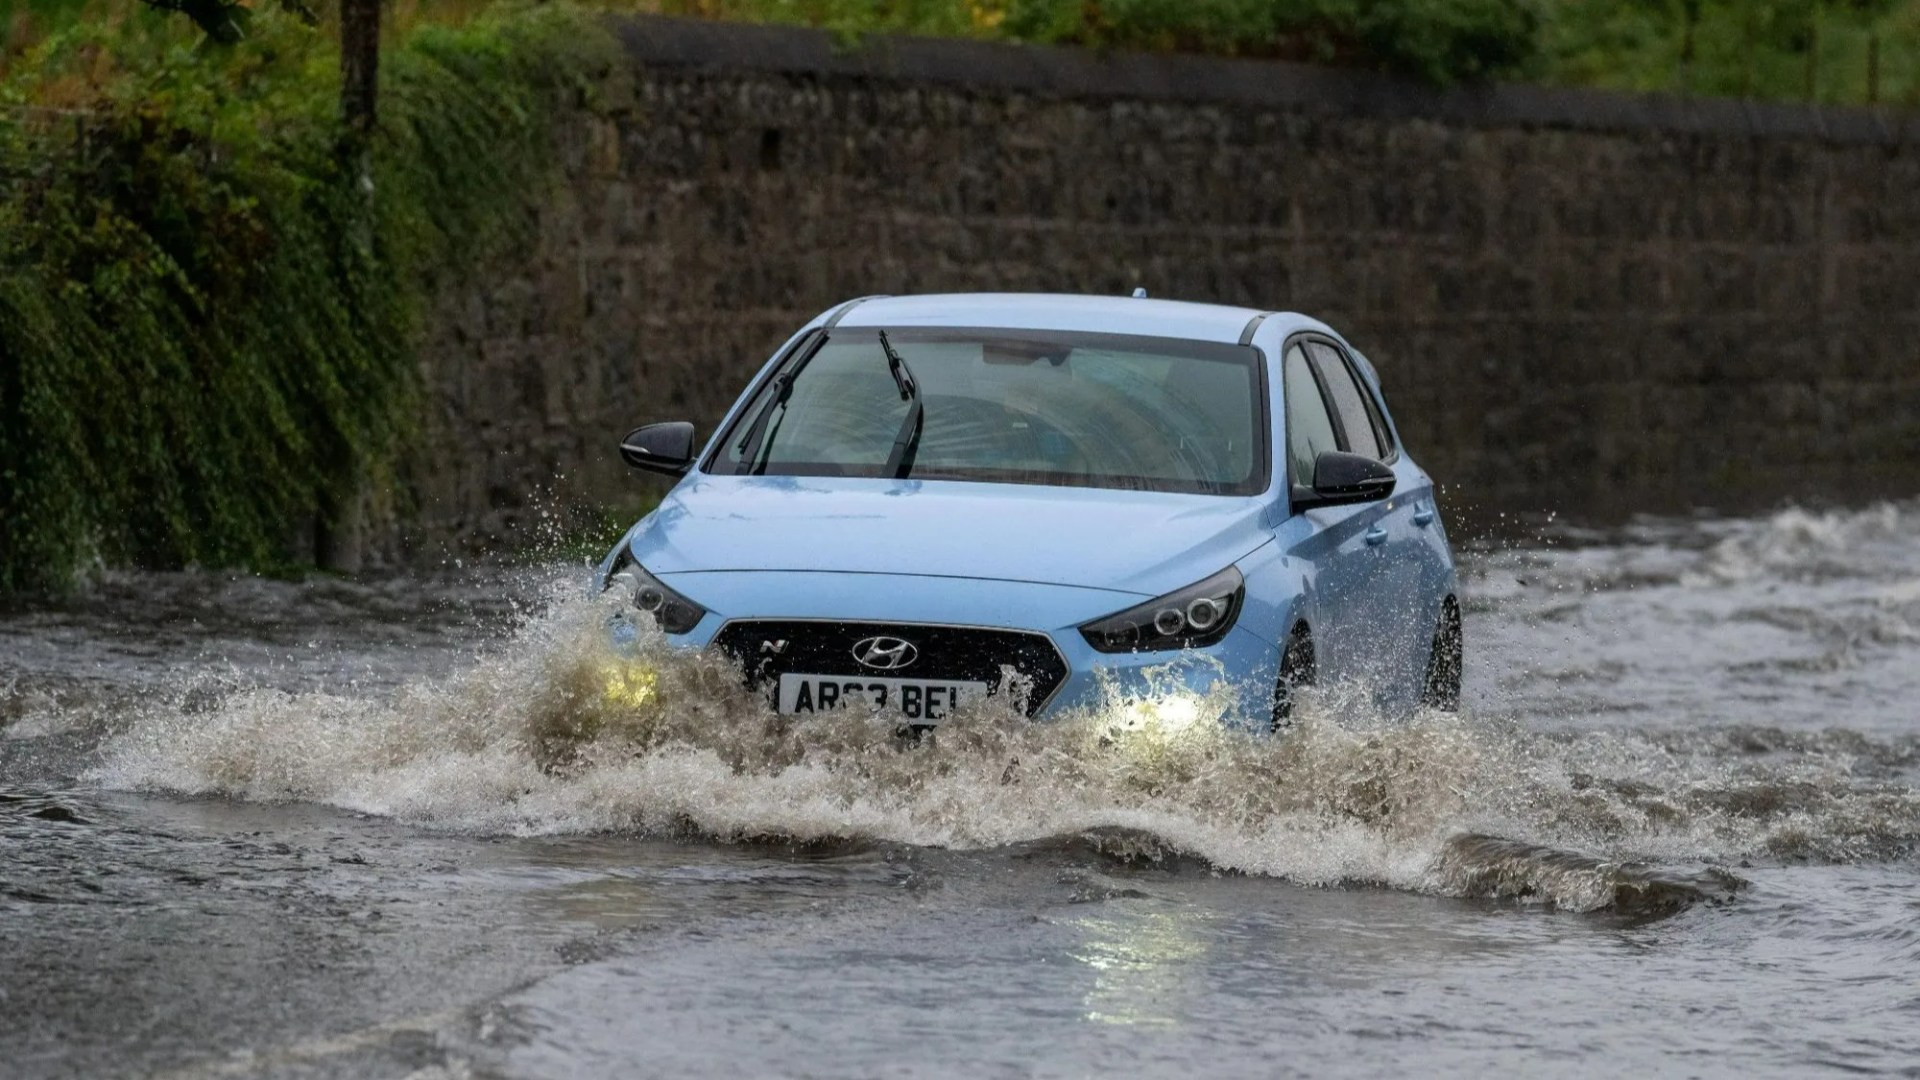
85, 582, 1920, 916
1690, 503, 1909, 586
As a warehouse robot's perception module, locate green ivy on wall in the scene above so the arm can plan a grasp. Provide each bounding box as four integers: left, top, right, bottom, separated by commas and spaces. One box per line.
0, 3, 619, 592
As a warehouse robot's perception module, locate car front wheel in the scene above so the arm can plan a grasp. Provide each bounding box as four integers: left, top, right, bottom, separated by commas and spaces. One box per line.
1271, 625, 1316, 731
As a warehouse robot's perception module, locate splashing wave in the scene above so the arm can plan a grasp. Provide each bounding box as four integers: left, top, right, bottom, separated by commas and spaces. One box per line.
88, 589, 1918, 915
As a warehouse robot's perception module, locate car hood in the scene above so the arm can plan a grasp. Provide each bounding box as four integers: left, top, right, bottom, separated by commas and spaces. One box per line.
628, 474, 1274, 598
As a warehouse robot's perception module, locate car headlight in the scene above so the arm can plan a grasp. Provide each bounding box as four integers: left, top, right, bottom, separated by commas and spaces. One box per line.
604, 547, 707, 635
1078, 566, 1244, 653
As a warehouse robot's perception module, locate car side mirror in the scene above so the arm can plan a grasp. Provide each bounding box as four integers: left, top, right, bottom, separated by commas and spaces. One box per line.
1295, 450, 1396, 509
620, 422, 696, 477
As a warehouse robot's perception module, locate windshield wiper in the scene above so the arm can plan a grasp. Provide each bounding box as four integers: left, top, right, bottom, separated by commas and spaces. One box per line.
879, 330, 923, 480
739, 373, 793, 475
736, 332, 826, 474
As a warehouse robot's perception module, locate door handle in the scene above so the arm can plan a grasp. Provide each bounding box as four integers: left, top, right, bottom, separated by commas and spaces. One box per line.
1365, 525, 1388, 547
1413, 504, 1435, 527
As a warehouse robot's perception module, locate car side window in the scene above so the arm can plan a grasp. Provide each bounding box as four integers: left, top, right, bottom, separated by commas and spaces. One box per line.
1283, 344, 1339, 488
1307, 342, 1384, 461
1339, 348, 1397, 458
1357, 376, 1395, 459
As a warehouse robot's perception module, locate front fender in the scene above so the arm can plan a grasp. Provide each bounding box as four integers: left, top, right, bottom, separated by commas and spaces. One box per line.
1235, 532, 1312, 649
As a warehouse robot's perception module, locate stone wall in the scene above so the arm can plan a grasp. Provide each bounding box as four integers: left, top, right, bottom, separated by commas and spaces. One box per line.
405, 15, 1920, 553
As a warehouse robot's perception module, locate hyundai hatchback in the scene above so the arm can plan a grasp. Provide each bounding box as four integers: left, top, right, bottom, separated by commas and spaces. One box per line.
597, 293, 1460, 730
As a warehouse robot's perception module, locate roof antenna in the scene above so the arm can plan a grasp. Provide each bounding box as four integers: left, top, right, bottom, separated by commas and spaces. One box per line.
1131, 286, 1148, 299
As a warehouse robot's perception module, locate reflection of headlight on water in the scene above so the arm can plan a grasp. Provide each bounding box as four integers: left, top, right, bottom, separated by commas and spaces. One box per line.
1111, 693, 1204, 739
603, 665, 658, 707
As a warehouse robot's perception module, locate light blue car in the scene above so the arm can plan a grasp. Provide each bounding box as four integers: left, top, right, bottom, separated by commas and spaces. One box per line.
597, 293, 1460, 731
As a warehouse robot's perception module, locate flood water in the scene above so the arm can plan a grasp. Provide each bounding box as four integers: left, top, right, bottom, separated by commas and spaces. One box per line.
4, 503, 1919, 1078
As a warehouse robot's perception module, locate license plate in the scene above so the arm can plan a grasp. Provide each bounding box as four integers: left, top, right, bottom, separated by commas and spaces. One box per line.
776, 674, 988, 722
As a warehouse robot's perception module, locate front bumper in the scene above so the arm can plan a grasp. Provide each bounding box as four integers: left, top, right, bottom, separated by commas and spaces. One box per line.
639, 570, 1283, 729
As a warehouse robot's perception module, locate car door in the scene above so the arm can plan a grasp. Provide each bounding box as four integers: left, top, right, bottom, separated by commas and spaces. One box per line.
1277, 340, 1387, 690
1349, 347, 1453, 709
1304, 340, 1430, 709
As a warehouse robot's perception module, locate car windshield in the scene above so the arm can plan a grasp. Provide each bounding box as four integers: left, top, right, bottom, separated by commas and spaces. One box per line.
711, 327, 1267, 495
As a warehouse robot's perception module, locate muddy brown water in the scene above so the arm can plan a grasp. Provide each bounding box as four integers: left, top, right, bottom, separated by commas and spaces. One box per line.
3, 503, 1919, 1078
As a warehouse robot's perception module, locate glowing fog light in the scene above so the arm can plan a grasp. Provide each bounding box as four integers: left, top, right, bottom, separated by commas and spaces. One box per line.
1114, 693, 1204, 737
603, 664, 658, 707
1152, 694, 1201, 733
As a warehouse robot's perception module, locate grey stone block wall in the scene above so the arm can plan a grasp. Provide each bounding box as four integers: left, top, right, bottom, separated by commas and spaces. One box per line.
404, 15, 1920, 552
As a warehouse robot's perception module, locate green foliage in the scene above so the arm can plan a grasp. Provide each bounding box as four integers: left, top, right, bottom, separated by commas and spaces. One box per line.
14, 0, 1920, 102
139, 0, 255, 45
666, 0, 1544, 82
1541, 0, 1920, 103
0, 3, 620, 592
1351, 0, 1540, 82
654, 0, 1920, 99
1033, 0, 1537, 81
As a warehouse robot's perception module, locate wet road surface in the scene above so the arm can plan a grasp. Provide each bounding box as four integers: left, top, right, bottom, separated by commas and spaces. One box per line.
3, 504, 1919, 1078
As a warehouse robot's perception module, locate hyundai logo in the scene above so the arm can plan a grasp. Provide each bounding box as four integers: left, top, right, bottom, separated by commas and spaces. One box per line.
851, 636, 918, 671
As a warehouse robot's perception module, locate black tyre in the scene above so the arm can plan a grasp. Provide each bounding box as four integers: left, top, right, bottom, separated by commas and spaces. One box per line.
1419, 597, 1463, 712
1272, 626, 1317, 731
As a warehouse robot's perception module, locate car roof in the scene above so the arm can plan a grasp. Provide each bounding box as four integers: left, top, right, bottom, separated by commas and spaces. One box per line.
831, 293, 1278, 345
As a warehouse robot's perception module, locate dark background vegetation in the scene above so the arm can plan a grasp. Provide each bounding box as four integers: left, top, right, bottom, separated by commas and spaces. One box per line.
0, 0, 1915, 592
15, 2, 1918, 96
651, 0, 1920, 102
0, 3, 619, 590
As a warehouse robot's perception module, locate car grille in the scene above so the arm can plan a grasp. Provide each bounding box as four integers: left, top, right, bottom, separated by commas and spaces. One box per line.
710, 620, 1070, 718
